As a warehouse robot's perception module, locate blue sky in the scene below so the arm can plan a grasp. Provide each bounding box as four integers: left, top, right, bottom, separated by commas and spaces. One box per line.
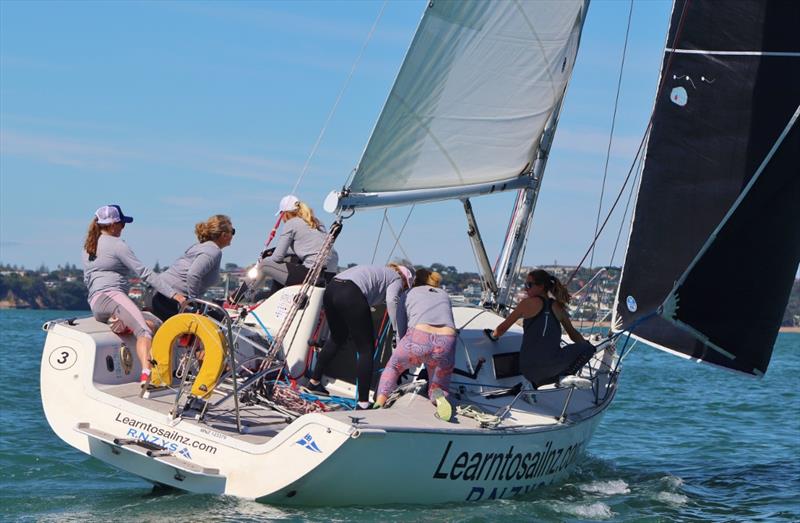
0, 0, 672, 272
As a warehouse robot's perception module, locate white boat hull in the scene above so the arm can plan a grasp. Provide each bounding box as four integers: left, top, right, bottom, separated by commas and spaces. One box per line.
41, 299, 617, 505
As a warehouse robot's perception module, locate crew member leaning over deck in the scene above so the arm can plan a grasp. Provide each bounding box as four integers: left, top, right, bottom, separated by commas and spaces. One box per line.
254, 195, 339, 292
151, 214, 235, 321
83, 205, 177, 385
305, 263, 413, 409
374, 269, 457, 421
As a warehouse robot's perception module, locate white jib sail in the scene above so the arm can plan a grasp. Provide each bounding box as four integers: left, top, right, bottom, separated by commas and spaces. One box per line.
342, 0, 588, 209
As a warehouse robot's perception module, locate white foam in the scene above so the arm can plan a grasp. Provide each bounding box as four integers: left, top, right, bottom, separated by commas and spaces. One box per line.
556, 501, 614, 519
656, 491, 689, 505
579, 479, 630, 495
660, 475, 684, 489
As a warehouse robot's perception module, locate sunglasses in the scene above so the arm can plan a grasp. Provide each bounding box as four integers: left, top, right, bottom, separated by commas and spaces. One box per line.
525, 281, 538, 288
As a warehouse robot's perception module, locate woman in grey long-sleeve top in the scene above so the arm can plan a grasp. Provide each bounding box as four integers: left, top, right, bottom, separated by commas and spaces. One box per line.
83, 204, 175, 385
151, 214, 235, 321
306, 263, 413, 409
255, 196, 338, 291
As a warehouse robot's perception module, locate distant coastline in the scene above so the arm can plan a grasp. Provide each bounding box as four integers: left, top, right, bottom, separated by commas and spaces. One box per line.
3, 263, 799, 329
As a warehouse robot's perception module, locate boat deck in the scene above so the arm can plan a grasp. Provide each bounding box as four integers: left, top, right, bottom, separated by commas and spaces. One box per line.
98, 366, 614, 446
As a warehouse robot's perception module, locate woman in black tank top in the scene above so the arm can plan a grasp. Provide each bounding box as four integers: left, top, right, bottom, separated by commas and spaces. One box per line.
486, 270, 594, 388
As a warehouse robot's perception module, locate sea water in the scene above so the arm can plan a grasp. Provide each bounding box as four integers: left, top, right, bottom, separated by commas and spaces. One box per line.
1, 309, 798, 522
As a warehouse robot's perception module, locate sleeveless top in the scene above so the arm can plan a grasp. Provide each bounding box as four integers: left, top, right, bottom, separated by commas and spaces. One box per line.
518, 297, 564, 387
518, 296, 595, 388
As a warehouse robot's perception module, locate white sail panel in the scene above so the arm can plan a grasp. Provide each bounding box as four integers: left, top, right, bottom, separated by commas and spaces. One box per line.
347, 0, 587, 200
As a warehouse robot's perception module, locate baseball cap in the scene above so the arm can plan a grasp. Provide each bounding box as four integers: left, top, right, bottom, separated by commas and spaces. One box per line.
95, 204, 134, 225
276, 195, 300, 216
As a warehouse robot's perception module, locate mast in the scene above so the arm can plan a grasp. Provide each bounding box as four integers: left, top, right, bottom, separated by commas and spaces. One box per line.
493, 101, 567, 310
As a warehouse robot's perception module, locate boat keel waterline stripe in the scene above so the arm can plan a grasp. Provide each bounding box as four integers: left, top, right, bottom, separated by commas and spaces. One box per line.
665, 48, 800, 57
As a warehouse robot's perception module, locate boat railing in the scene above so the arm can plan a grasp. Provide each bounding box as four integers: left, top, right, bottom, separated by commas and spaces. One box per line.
455, 339, 617, 428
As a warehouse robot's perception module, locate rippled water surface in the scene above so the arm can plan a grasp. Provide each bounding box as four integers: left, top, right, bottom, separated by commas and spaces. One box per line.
1, 309, 798, 521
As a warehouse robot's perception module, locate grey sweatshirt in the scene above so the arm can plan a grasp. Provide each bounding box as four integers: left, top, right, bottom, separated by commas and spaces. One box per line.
159, 241, 223, 299
399, 285, 456, 337
267, 217, 339, 271
336, 264, 406, 334
83, 234, 175, 301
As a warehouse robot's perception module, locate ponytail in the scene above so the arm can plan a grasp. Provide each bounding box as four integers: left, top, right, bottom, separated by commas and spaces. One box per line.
83, 217, 102, 260
550, 277, 571, 308
413, 268, 442, 288
528, 269, 571, 308
285, 201, 323, 231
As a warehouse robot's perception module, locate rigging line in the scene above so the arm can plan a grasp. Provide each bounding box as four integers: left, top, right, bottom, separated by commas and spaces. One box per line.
370, 209, 388, 264
567, 0, 692, 285
290, 0, 388, 195
609, 149, 642, 266
384, 205, 415, 264
589, 0, 634, 273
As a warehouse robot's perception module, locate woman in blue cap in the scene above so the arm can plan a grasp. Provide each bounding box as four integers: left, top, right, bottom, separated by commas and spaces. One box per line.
82, 205, 178, 385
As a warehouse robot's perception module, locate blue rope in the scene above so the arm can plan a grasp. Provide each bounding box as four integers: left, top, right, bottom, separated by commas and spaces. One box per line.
374, 319, 391, 362
298, 391, 356, 409
249, 310, 274, 342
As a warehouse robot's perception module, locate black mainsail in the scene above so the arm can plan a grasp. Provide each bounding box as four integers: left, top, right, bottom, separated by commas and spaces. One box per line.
614, 0, 800, 376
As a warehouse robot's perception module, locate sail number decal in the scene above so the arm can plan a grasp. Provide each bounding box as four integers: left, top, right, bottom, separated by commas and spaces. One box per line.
48, 346, 77, 370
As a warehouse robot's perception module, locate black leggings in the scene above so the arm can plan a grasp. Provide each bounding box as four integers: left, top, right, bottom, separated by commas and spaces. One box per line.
151, 291, 226, 323
311, 279, 375, 402
152, 292, 181, 322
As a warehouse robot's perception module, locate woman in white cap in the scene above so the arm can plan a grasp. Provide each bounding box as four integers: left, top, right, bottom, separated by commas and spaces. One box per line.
305, 263, 413, 409
255, 195, 338, 292
151, 214, 235, 321
82, 204, 178, 385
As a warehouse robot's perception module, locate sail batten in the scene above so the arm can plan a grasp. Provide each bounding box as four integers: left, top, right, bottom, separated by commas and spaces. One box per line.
339, 0, 589, 208
614, 0, 800, 376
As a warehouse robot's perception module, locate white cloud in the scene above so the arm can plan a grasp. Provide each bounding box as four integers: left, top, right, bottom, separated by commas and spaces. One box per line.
0, 130, 132, 170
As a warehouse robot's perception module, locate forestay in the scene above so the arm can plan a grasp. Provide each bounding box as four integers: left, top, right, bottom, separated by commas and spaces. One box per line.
614, 0, 800, 376
339, 0, 588, 210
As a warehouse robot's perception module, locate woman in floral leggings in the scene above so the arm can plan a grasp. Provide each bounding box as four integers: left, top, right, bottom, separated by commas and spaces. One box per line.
375, 269, 456, 420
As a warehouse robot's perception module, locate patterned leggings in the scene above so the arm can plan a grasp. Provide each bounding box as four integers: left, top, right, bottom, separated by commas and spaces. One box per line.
377, 327, 456, 400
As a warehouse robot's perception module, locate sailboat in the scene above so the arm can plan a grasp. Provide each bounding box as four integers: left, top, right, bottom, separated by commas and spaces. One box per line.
39, 0, 798, 505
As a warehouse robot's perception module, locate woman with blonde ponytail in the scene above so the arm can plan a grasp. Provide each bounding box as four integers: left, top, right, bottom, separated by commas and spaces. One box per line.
255, 195, 339, 292
487, 269, 595, 389
151, 214, 235, 321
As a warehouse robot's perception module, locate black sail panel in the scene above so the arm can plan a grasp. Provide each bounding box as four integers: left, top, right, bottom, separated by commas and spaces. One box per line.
614, 0, 800, 375
665, 117, 800, 376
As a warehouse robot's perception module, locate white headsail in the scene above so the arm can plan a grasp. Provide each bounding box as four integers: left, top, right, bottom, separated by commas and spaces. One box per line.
331, 0, 589, 211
